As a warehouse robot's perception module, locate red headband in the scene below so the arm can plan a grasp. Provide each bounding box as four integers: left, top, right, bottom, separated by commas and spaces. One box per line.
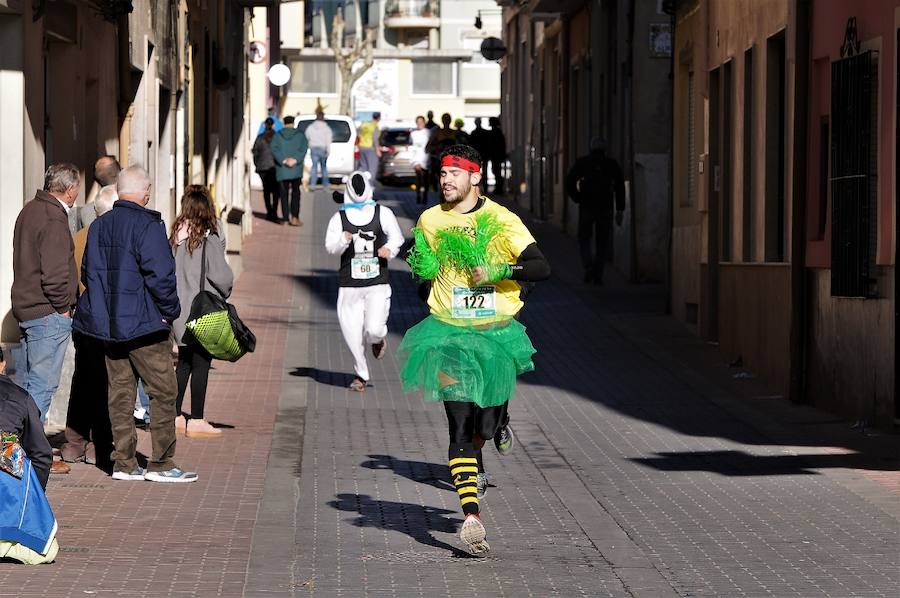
441, 155, 481, 173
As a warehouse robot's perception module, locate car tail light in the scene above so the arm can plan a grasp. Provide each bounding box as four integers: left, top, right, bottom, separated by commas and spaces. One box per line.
354, 136, 360, 161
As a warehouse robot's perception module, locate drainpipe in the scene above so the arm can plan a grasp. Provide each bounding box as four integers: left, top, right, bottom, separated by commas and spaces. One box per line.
789, 0, 810, 403
117, 14, 133, 165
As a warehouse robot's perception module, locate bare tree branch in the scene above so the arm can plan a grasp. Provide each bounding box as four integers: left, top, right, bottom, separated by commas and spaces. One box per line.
328, 9, 376, 115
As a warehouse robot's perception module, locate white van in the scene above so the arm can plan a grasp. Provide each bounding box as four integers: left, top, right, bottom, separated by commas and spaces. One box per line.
295, 114, 357, 183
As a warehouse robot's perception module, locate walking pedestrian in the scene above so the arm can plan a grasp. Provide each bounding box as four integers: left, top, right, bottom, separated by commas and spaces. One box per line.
469, 118, 490, 174
486, 117, 507, 195
74, 166, 197, 483
256, 108, 284, 135
170, 185, 234, 438
325, 172, 403, 391
252, 117, 281, 221
305, 111, 333, 190
357, 112, 382, 182
453, 118, 470, 145
410, 116, 432, 205
79, 155, 120, 230
271, 115, 308, 226
425, 113, 458, 193
12, 163, 79, 433
565, 137, 626, 284
399, 144, 551, 554
60, 185, 117, 467
424, 110, 438, 130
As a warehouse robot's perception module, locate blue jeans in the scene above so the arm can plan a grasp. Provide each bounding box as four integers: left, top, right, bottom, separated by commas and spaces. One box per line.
359, 148, 378, 182
310, 147, 329, 188
19, 313, 72, 421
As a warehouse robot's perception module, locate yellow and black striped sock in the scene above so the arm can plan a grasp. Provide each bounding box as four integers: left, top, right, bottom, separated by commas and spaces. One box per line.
449, 444, 479, 516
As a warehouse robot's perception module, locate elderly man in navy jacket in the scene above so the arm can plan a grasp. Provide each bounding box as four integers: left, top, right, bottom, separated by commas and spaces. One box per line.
74, 166, 197, 483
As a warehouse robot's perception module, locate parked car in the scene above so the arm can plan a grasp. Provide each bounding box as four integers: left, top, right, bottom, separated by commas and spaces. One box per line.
377, 127, 417, 185
295, 114, 357, 183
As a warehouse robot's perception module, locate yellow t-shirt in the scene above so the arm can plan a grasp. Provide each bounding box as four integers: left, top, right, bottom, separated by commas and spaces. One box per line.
358, 121, 377, 148
416, 197, 536, 325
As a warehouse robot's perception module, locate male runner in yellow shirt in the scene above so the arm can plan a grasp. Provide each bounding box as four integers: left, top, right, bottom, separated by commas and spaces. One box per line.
398, 144, 550, 555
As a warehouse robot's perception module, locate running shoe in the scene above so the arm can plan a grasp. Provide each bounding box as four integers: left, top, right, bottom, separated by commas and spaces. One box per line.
111, 467, 146, 481
494, 422, 516, 455
372, 340, 387, 360
476, 472, 489, 500
144, 467, 198, 483
459, 514, 490, 555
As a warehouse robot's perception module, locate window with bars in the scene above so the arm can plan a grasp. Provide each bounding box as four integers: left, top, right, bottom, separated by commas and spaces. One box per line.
683, 71, 695, 207
830, 50, 878, 297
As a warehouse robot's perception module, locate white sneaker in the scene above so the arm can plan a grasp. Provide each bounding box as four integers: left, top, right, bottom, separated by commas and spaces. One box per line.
459, 514, 490, 555
111, 467, 146, 481
144, 467, 198, 483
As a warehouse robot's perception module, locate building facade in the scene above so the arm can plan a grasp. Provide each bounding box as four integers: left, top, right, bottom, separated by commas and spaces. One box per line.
0, 0, 257, 424
278, 0, 502, 124
497, 0, 673, 283
671, 0, 897, 428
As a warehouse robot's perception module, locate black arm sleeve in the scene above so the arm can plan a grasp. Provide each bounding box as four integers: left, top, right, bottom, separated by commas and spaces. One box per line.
22, 398, 52, 489
417, 279, 432, 304
508, 243, 551, 282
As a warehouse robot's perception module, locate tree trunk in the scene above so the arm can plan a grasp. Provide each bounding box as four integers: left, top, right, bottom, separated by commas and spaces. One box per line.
329, 11, 375, 116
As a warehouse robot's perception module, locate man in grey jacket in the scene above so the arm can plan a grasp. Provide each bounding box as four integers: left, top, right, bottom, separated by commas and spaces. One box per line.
305, 111, 333, 190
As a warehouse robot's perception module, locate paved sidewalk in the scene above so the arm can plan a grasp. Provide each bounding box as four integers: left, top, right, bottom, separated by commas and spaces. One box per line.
1, 187, 896, 597
0, 200, 301, 597
248, 188, 899, 597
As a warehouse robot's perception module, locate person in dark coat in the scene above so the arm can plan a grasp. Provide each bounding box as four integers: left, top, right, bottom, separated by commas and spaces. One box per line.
565, 138, 626, 284
485, 117, 507, 195
0, 346, 52, 489
468, 118, 490, 174
74, 166, 197, 483
252, 118, 281, 221
271, 115, 309, 227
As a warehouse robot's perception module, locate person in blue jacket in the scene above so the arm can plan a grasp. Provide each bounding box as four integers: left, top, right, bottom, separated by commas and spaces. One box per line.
0, 344, 59, 564
271, 115, 308, 226
74, 166, 198, 484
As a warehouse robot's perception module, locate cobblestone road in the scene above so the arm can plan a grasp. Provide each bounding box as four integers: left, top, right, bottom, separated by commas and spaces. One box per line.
0, 188, 896, 597
247, 188, 900, 597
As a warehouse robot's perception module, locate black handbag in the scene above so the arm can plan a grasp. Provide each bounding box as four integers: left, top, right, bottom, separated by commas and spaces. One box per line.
184, 238, 256, 361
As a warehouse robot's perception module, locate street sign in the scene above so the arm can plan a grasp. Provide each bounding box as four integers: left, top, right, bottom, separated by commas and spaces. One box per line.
480, 37, 507, 62
249, 41, 267, 64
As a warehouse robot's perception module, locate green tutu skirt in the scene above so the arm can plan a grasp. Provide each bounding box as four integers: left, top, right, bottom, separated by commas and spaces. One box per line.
397, 315, 536, 408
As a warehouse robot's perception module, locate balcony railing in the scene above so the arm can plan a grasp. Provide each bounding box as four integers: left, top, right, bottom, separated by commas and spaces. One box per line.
384, 0, 441, 28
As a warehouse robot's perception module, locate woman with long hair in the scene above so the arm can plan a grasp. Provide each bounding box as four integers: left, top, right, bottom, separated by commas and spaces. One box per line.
169, 185, 234, 438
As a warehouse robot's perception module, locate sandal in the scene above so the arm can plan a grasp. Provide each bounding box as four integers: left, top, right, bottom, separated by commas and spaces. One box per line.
348, 376, 367, 392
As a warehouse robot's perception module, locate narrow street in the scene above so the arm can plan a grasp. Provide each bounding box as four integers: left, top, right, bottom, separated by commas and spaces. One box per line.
1, 189, 897, 597
247, 188, 900, 597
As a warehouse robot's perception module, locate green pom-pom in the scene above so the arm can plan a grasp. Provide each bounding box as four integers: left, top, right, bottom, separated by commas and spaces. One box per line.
484, 263, 512, 283
407, 228, 440, 280
435, 228, 481, 271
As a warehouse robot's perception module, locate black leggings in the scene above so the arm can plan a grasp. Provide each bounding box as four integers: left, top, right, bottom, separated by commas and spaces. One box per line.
444, 401, 508, 445
175, 345, 212, 419
415, 167, 429, 201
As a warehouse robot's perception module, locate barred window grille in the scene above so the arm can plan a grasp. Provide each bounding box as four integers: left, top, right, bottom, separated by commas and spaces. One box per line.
685, 71, 696, 206
830, 50, 878, 298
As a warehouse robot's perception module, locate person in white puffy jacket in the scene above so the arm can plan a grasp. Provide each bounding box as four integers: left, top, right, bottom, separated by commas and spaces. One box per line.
324, 171, 404, 391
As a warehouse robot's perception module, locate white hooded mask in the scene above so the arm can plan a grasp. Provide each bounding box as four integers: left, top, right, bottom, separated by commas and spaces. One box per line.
332, 170, 375, 209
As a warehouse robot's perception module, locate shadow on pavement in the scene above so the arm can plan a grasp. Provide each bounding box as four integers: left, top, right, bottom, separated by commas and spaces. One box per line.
327, 493, 471, 557
632, 450, 900, 476
360, 454, 454, 492
290, 366, 353, 388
